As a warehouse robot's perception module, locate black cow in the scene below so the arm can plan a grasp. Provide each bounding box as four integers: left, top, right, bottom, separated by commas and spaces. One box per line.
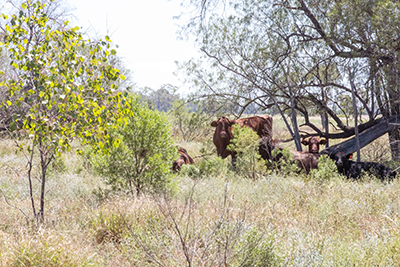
330, 151, 397, 181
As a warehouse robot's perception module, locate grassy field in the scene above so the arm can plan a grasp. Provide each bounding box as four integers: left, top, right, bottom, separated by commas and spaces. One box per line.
1, 126, 400, 266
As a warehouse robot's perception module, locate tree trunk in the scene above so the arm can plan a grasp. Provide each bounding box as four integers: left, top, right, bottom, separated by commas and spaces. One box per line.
321, 117, 399, 155
389, 126, 400, 161
321, 87, 329, 148
290, 95, 302, 151
349, 70, 360, 162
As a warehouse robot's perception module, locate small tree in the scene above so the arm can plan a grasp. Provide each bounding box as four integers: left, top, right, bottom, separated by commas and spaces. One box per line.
170, 99, 214, 142
228, 124, 265, 179
0, 1, 129, 222
90, 94, 177, 197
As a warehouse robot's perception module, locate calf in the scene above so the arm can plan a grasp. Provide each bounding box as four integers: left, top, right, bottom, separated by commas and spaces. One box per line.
172, 146, 194, 172
271, 146, 321, 174
301, 137, 327, 154
330, 151, 397, 181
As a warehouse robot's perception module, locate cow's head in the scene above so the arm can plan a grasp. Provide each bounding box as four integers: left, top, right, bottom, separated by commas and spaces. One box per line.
330, 151, 352, 172
301, 136, 327, 153
211, 116, 233, 140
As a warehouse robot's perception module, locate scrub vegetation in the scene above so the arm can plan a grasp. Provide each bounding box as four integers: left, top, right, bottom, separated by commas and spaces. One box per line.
1, 116, 400, 266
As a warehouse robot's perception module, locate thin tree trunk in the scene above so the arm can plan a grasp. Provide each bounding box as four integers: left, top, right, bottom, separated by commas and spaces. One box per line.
27, 146, 37, 221
349, 69, 360, 162
321, 87, 329, 148
290, 95, 302, 151
389, 128, 400, 161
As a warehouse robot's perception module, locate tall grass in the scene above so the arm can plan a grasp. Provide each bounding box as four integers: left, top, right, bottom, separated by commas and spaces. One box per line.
1, 138, 400, 266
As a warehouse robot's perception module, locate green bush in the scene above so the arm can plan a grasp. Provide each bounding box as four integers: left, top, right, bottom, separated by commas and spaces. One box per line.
90, 94, 178, 196
180, 156, 233, 178
235, 228, 280, 267
310, 155, 340, 181
228, 124, 266, 179
271, 147, 301, 175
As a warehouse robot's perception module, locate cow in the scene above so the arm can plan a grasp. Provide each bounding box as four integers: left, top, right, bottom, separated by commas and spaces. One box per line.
272, 146, 321, 174
211, 115, 273, 162
172, 146, 194, 172
301, 136, 327, 154
329, 151, 397, 181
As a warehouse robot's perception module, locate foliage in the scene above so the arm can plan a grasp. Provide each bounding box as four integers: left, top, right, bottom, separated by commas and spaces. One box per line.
228, 124, 266, 179
2, 138, 400, 265
88, 210, 128, 245
272, 147, 301, 175
169, 99, 214, 142
178, 0, 400, 159
180, 155, 233, 178
309, 155, 341, 181
90, 94, 177, 196
0, 1, 129, 221
235, 228, 280, 267
139, 84, 180, 112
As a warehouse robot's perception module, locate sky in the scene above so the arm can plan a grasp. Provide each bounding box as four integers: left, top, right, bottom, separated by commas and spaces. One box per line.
68, 0, 198, 92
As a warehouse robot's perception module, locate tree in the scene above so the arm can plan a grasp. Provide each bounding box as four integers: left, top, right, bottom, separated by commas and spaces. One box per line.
90, 94, 177, 197
0, 1, 129, 222
139, 84, 180, 112
177, 0, 400, 158
169, 99, 216, 142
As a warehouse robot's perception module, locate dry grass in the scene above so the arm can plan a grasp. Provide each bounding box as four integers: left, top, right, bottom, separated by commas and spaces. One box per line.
1, 135, 400, 266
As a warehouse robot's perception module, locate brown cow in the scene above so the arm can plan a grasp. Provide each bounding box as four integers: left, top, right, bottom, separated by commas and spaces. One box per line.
272, 145, 322, 174
211, 115, 273, 161
301, 137, 327, 154
292, 151, 321, 174
172, 146, 194, 172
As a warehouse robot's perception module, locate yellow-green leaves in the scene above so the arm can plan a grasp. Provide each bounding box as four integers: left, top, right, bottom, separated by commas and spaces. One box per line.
0, 1, 128, 157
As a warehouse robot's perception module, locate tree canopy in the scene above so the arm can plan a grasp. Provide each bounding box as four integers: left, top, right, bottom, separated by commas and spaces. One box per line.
0, 0, 130, 221
178, 0, 400, 158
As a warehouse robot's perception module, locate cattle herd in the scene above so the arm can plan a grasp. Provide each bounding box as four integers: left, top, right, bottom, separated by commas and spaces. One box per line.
173, 115, 397, 181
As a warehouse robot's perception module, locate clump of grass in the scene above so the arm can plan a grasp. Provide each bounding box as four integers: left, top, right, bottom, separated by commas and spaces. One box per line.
0, 229, 94, 267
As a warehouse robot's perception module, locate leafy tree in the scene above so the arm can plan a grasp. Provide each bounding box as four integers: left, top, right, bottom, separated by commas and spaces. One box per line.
139, 84, 180, 112
178, 0, 400, 158
228, 124, 266, 179
169, 99, 215, 142
90, 94, 178, 196
0, 1, 129, 222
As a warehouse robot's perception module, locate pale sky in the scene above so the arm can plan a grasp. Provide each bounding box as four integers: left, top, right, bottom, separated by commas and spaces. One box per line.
68, 0, 197, 91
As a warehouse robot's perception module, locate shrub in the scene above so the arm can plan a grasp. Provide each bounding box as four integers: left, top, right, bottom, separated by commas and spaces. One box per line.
180, 156, 233, 178
235, 228, 280, 266
271, 147, 301, 175
90, 94, 178, 196
309, 155, 340, 181
228, 124, 266, 179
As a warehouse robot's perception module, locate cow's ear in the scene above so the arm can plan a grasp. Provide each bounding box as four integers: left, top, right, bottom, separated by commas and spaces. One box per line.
320, 139, 327, 145
301, 140, 309, 146
211, 121, 218, 127
347, 153, 353, 159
